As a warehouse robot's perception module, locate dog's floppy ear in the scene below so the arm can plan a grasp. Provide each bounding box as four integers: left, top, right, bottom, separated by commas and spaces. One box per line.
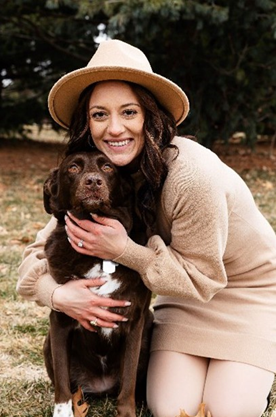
43, 168, 59, 215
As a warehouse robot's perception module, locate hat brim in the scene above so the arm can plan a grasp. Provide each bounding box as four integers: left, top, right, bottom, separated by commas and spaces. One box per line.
48, 67, 189, 129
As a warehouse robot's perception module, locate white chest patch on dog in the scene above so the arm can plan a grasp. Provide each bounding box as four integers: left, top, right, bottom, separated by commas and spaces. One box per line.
84, 263, 121, 297
84, 263, 121, 340
53, 400, 73, 417
101, 327, 113, 338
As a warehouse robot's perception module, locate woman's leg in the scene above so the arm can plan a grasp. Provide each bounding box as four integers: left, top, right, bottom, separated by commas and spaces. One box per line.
146, 351, 209, 417
203, 360, 274, 417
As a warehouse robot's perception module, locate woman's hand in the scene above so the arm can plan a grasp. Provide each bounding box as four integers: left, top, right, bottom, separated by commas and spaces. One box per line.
52, 278, 130, 331
65, 212, 128, 260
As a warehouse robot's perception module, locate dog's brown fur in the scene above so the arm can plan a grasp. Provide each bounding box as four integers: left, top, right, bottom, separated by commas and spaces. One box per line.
43, 151, 153, 417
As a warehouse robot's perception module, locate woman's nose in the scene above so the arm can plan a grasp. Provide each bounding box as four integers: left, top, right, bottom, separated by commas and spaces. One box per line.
107, 115, 125, 136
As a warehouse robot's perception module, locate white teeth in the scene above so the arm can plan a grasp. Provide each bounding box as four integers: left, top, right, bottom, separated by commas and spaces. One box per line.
107, 140, 130, 147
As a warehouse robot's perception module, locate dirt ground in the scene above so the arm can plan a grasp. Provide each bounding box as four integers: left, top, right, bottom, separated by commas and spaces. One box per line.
0, 139, 66, 174
0, 137, 276, 173
213, 140, 276, 172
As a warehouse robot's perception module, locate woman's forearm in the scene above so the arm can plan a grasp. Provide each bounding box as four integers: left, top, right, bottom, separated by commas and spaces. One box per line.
17, 216, 57, 307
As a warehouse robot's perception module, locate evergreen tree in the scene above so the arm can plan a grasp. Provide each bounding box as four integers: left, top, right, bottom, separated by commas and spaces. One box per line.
1, 0, 275, 146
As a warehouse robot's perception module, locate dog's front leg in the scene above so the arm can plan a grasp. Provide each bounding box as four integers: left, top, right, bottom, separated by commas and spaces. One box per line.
116, 316, 146, 417
49, 311, 75, 417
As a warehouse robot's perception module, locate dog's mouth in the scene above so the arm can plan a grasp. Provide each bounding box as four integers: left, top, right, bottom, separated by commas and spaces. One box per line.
82, 195, 105, 207
72, 189, 110, 211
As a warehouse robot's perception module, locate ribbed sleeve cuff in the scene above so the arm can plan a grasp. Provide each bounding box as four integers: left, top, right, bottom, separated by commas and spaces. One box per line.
113, 237, 155, 274
36, 273, 62, 309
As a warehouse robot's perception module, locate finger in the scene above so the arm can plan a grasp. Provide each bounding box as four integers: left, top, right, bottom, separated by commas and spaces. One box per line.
82, 278, 107, 287
65, 223, 93, 254
90, 213, 117, 228
65, 216, 98, 255
71, 278, 108, 288
65, 215, 90, 242
76, 314, 113, 332
87, 318, 119, 331
69, 236, 91, 254
89, 294, 131, 308
89, 315, 128, 329
96, 320, 118, 329
79, 319, 98, 332
67, 212, 93, 233
90, 318, 119, 329
65, 222, 85, 247
92, 307, 128, 324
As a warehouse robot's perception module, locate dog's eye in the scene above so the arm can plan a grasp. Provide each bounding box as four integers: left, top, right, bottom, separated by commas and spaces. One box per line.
102, 163, 113, 173
68, 164, 80, 173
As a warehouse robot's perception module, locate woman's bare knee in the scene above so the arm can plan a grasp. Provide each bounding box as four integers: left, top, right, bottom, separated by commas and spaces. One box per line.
203, 360, 273, 417
206, 398, 268, 417
147, 351, 208, 417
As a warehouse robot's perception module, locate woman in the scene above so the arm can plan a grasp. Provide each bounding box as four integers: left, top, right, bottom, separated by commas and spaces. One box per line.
17, 39, 276, 417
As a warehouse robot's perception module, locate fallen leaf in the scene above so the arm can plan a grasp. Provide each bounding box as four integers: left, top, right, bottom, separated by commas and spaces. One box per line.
177, 403, 211, 417
72, 386, 89, 417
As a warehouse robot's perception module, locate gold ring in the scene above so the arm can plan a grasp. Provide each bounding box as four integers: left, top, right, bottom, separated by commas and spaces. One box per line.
90, 319, 98, 327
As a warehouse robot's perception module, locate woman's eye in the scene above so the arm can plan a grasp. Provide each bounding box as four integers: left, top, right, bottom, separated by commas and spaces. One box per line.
102, 163, 113, 173
123, 109, 138, 117
90, 111, 108, 120
68, 164, 80, 173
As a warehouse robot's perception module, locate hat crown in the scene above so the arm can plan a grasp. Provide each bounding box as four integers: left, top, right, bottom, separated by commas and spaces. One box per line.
48, 39, 189, 129
87, 39, 153, 73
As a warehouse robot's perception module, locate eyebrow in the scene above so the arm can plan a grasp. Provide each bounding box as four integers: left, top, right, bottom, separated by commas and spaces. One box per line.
89, 103, 141, 110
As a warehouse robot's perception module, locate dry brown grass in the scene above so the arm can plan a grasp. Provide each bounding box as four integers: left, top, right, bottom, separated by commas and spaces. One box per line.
0, 138, 276, 416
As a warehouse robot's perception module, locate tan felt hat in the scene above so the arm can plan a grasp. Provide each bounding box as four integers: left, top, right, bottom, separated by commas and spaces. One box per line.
48, 39, 190, 129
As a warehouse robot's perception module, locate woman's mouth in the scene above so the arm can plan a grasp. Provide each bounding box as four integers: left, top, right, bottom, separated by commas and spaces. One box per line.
105, 139, 131, 147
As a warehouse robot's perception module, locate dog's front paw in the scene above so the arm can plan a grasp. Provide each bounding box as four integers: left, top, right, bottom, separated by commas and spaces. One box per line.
53, 400, 74, 417
116, 404, 136, 417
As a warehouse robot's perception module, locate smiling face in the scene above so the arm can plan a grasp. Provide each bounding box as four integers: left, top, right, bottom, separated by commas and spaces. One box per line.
88, 81, 145, 167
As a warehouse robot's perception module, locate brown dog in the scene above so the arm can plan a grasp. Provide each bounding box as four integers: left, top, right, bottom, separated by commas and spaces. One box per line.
43, 150, 153, 417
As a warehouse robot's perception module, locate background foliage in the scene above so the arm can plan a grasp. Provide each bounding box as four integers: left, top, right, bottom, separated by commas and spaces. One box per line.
1, 0, 276, 146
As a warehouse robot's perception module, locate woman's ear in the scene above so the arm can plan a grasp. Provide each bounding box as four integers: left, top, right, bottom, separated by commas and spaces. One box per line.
43, 168, 59, 215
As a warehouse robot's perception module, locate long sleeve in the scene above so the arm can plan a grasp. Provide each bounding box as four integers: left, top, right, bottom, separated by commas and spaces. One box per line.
133, 139, 276, 372
17, 216, 59, 308
114, 138, 235, 302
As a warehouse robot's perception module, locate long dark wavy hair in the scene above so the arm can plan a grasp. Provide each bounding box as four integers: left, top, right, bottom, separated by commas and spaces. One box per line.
64, 81, 177, 231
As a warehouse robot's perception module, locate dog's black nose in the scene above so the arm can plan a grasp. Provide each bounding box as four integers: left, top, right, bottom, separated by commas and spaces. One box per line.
84, 174, 103, 188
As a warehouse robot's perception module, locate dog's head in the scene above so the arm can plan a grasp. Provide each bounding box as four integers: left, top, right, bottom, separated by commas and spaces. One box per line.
43, 151, 134, 232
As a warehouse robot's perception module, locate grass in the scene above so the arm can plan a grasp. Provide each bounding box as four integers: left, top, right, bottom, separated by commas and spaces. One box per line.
0, 139, 276, 416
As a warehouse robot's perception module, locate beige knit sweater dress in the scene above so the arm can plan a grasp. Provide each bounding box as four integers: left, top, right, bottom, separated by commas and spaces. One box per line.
17, 137, 276, 372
